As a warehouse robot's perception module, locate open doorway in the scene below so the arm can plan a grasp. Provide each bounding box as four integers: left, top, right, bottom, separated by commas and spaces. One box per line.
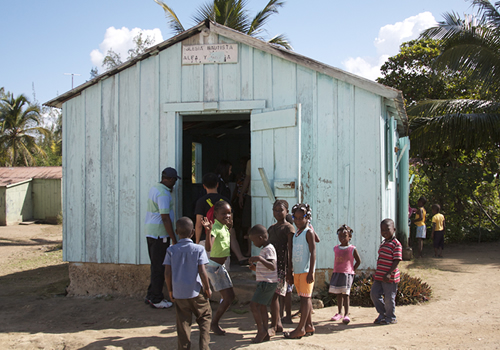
181, 113, 250, 220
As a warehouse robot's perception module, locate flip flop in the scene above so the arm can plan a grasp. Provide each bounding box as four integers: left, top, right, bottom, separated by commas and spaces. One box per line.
331, 313, 342, 321
283, 331, 303, 339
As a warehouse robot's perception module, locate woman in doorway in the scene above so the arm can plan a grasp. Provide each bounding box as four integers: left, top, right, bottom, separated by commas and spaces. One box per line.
215, 160, 233, 200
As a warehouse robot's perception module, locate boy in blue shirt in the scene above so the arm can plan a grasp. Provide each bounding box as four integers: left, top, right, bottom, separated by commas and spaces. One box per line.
165, 217, 212, 350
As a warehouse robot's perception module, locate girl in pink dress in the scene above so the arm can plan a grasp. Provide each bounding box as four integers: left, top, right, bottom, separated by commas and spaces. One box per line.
329, 224, 361, 324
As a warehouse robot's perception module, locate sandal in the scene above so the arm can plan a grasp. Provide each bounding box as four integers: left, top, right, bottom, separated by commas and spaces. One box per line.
283, 331, 303, 339
331, 313, 342, 321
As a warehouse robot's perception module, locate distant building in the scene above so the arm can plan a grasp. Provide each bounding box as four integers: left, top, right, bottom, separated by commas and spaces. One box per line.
0, 167, 62, 225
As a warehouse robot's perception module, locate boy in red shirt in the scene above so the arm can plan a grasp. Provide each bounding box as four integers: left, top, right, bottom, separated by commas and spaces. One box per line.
370, 218, 402, 325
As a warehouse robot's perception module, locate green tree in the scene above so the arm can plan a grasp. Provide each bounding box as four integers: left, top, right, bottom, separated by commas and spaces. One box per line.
377, 39, 476, 106
410, 0, 500, 155
90, 67, 99, 79
102, 32, 157, 71
154, 0, 292, 49
102, 48, 123, 71
0, 93, 50, 166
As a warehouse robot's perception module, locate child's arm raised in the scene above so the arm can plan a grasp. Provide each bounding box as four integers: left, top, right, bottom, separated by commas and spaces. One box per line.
353, 248, 361, 272
306, 229, 316, 284
201, 217, 214, 252
198, 264, 212, 299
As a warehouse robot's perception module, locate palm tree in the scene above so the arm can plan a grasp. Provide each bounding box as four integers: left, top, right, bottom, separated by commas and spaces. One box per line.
0, 93, 50, 166
154, 0, 292, 49
409, 0, 500, 155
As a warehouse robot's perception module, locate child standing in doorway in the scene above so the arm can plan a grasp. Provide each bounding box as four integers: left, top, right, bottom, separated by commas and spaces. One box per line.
248, 224, 278, 343
431, 204, 446, 258
202, 200, 235, 336
329, 224, 361, 325
267, 199, 295, 334
284, 203, 316, 340
412, 196, 427, 258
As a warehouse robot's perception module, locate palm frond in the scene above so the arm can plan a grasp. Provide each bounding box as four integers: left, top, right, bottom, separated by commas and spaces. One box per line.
267, 33, 293, 50
409, 111, 500, 155
408, 98, 500, 116
154, 0, 185, 34
193, 0, 250, 33
247, 0, 284, 36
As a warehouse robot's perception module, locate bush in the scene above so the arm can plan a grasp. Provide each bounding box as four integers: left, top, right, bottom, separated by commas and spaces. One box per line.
320, 272, 432, 307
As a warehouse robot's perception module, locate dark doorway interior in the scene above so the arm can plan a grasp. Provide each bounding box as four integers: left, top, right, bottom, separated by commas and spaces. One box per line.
182, 113, 250, 220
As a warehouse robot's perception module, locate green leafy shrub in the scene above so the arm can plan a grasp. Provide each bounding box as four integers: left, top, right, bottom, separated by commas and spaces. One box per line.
320, 272, 432, 307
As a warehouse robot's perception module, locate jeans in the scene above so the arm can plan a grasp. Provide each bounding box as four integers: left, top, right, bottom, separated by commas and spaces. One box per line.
370, 280, 398, 322
146, 236, 170, 304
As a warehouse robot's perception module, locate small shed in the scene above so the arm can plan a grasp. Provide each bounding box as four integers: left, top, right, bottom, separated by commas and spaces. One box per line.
0, 167, 62, 225
46, 21, 409, 295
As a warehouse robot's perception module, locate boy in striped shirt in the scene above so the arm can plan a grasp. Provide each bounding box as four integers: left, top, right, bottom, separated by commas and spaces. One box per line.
370, 218, 402, 325
248, 225, 278, 343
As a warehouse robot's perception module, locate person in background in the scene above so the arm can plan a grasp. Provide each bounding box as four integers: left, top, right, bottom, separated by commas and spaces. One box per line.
144, 167, 179, 309
431, 204, 446, 258
412, 196, 427, 258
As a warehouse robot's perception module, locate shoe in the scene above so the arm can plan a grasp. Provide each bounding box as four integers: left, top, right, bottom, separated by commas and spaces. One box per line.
342, 316, 350, 325
150, 299, 173, 309
380, 319, 397, 325
373, 317, 383, 324
144, 297, 151, 305
331, 313, 342, 321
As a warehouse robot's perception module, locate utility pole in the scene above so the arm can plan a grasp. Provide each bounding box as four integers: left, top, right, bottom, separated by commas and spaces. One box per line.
64, 73, 81, 89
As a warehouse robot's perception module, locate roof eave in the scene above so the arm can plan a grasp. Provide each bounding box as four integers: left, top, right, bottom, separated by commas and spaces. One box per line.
45, 20, 408, 129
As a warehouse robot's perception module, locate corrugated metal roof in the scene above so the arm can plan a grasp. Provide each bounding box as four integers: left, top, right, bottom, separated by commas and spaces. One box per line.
0, 167, 62, 187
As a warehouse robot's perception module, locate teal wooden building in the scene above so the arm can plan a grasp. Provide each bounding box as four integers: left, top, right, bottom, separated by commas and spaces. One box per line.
47, 21, 409, 294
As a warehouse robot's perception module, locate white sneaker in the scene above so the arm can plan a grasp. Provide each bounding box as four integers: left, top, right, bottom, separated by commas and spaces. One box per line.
150, 299, 173, 309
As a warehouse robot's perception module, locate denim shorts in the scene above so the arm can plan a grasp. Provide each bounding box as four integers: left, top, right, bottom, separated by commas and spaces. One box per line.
416, 225, 426, 238
252, 282, 278, 306
206, 260, 233, 292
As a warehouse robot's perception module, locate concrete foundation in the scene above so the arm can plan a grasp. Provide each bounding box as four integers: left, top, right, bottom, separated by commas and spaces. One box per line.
67, 263, 152, 297
67, 263, 340, 302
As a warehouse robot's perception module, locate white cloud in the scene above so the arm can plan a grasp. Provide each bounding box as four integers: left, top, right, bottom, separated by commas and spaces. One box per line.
342, 12, 437, 81
90, 27, 164, 71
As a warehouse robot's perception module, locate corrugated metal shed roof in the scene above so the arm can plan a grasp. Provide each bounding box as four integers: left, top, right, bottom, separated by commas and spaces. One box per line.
0, 167, 62, 187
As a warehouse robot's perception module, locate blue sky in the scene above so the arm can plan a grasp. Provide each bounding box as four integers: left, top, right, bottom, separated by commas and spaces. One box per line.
1, 0, 474, 107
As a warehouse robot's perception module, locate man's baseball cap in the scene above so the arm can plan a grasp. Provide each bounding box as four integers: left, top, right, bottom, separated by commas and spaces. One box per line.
162, 167, 181, 179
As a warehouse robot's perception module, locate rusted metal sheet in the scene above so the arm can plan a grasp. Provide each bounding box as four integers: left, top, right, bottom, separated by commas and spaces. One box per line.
0, 167, 62, 187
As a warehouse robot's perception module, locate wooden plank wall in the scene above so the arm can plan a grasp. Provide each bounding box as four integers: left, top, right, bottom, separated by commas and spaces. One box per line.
32, 179, 62, 220
62, 32, 394, 268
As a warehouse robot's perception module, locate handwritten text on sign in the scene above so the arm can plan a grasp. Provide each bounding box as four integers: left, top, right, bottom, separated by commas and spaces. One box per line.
182, 44, 238, 64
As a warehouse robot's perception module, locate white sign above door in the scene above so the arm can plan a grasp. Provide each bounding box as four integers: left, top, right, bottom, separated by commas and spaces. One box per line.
182, 44, 238, 65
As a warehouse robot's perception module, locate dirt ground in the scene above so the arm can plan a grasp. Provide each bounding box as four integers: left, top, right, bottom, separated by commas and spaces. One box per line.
1, 224, 499, 350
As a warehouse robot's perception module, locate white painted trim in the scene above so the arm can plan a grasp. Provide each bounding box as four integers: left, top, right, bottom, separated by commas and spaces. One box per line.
5, 178, 33, 188
162, 100, 266, 112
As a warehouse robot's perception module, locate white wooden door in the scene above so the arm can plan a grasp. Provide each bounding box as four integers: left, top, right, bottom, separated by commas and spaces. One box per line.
250, 104, 301, 230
